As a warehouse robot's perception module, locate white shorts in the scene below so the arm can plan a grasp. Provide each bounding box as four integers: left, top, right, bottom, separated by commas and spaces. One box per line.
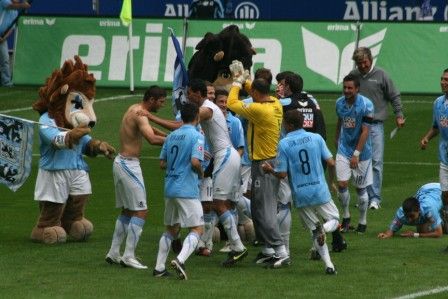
336, 154, 373, 188
164, 198, 204, 228
213, 147, 241, 201
200, 177, 213, 202
440, 163, 448, 191
298, 200, 340, 231
239, 165, 252, 195
34, 169, 91, 203
277, 177, 292, 205
113, 155, 147, 211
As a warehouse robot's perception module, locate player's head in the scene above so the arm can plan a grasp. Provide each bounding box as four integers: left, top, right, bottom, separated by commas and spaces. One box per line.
441, 68, 448, 95
214, 89, 229, 115
402, 196, 420, 223
342, 74, 360, 101
205, 81, 216, 101
352, 47, 372, 75
254, 68, 273, 85
187, 78, 207, 105
284, 73, 304, 95
251, 78, 270, 102
180, 102, 199, 124
275, 71, 295, 98
283, 109, 304, 132
143, 85, 167, 112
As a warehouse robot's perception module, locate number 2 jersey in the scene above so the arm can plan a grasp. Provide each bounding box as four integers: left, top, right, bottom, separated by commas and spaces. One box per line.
160, 124, 204, 199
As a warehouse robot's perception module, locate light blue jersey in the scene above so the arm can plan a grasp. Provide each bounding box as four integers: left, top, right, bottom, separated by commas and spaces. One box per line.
237, 97, 254, 166
275, 129, 332, 208
431, 95, 448, 165
160, 124, 204, 199
38, 113, 91, 171
226, 113, 244, 151
335, 94, 374, 161
0, 1, 18, 33
390, 183, 442, 232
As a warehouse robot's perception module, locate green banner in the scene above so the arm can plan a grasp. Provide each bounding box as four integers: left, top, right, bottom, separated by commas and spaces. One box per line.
14, 17, 448, 93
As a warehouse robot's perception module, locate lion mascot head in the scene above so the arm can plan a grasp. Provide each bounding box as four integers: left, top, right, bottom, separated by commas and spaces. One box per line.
32, 55, 97, 129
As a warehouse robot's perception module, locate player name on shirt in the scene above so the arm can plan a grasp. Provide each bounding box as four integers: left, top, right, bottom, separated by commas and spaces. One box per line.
287, 136, 312, 147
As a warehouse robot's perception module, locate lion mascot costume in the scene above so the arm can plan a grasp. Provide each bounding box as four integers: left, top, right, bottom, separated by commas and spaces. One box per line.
30, 55, 115, 244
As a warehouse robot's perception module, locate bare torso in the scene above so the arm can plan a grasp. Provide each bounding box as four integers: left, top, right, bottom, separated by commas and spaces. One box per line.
119, 103, 146, 158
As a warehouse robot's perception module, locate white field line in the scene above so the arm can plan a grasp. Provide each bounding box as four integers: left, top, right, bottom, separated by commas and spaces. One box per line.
0, 97, 432, 114
392, 286, 448, 299
0, 94, 143, 114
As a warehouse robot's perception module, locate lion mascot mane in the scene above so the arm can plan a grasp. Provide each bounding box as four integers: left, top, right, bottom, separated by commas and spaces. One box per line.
31, 55, 115, 244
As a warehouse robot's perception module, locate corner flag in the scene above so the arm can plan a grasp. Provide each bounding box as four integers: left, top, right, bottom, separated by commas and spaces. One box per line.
120, 0, 132, 26
169, 28, 189, 117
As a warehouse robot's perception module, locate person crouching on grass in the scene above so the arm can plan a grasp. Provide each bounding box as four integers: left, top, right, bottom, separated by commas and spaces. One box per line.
378, 183, 444, 239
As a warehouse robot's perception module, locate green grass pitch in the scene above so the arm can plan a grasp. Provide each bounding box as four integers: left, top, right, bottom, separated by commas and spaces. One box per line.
1, 86, 447, 298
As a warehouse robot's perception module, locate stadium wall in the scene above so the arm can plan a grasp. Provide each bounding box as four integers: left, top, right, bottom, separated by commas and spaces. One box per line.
13, 17, 448, 93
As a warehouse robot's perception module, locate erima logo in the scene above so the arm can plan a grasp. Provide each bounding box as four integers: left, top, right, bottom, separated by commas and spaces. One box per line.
301, 26, 387, 85
45, 18, 56, 26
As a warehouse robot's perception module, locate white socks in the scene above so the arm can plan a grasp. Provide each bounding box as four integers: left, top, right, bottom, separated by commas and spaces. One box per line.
338, 188, 351, 219
177, 232, 200, 264
277, 206, 291, 255
219, 210, 245, 252
123, 217, 145, 259
108, 215, 130, 256
155, 232, 173, 272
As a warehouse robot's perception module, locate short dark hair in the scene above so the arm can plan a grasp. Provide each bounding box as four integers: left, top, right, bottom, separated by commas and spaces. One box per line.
275, 71, 295, 82
343, 74, 360, 88
214, 89, 228, 98
180, 102, 199, 123
254, 68, 272, 85
284, 73, 304, 94
402, 196, 419, 216
251, 78, 270, 95
188, 78, 207, 97
143, 85, 166, 101
444, 68, 448, 73
283, 109, 304, 130
204, 80, 214, 88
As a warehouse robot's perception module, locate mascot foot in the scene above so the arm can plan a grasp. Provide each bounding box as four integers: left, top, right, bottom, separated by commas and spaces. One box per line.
31, 226, 67, 244
69, 218, 93, 241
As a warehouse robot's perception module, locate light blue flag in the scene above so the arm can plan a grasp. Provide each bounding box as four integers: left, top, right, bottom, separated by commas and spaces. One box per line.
0, 114, 34, 192
169, 28, 189, 117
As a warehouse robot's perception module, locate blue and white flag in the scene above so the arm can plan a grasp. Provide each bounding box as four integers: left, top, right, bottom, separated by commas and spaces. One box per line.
0, 114, 34, 192
169, 27, 189, 117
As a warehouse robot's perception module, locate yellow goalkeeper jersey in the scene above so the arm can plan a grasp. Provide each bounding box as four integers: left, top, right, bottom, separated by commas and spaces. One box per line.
227, 85, 283, 161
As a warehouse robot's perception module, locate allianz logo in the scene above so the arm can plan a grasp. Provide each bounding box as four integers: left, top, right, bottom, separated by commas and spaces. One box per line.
302, 26, 387, 85
23, 18, 56, 26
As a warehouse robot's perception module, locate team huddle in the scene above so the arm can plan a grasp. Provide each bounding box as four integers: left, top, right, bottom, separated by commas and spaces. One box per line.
53, 47, 447, 280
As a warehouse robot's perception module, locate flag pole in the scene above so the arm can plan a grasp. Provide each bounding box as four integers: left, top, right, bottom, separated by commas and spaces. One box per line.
128, 22, 134, 94
0, 113, 69, 131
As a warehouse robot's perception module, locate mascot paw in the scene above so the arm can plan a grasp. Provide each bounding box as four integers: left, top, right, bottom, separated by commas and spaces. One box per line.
31, 226, 67, 244
69, 218, 93, 241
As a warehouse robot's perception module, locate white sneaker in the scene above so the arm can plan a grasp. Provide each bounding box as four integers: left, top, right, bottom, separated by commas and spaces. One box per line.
219, 241, 231, 253
120, 256, 148, 269
369, 201, 380, 210
105, 253, 121, 265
